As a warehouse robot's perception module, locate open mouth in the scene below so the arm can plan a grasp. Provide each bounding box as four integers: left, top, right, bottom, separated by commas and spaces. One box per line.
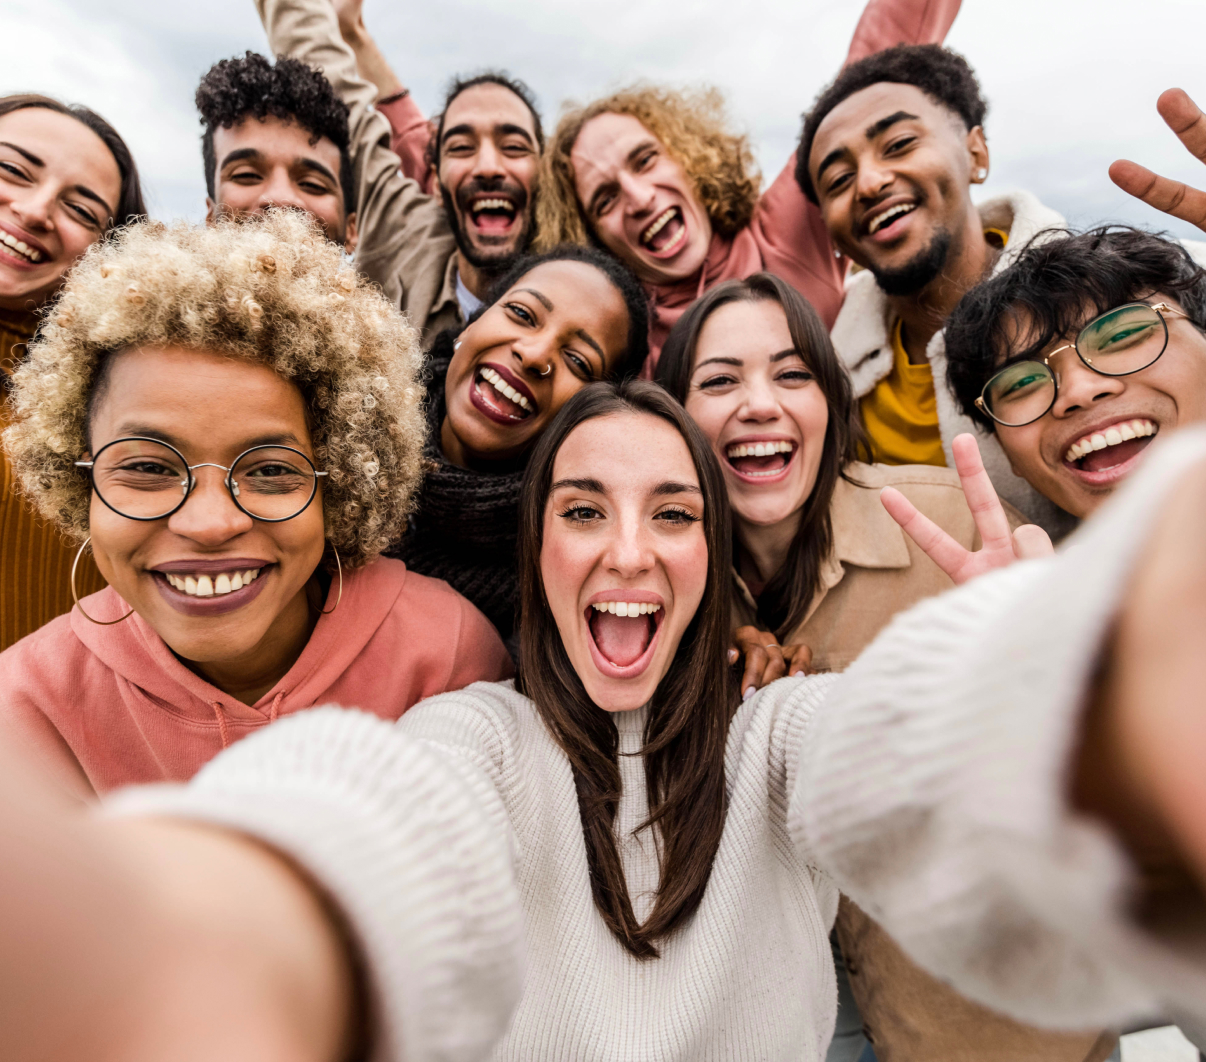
152, 562, 272, 616
469, 196, 518, 234
586, 598, 664, 676
0, 230, 45, 264
470, 363, 537, 426
1063, 418, 1157, 475
864, 200, 918, 239
640, 206, 687, 256
724, 439, 797, 481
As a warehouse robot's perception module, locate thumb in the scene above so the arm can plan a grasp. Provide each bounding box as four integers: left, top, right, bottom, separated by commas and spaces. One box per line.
1013, 523, 1054, 561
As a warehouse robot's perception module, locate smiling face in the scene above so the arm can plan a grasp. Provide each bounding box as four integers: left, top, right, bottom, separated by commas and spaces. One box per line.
540, 411, 708, 711
86, 345, 326, 686
441, 259, 630, 466
993, 297, 1206, 518
808, 83, 987, 294
570, 112, 713, 286
0, 107, 121, 311
207, 115, 356, 252
436, 83, 540, 270
684, 298, 830, 535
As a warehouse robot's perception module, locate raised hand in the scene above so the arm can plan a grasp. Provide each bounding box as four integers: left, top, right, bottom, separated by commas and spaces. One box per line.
1109, 88, 1206, 234
880, 432, 1053, 586
331, 0, 366, 38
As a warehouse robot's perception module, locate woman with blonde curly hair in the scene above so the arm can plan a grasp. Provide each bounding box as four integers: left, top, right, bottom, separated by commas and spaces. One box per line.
0, 211, 510, 798
534, 0, 960, 370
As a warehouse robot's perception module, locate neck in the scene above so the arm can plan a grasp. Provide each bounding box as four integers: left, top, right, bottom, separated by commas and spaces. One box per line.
186, 582, 318, 706
734, 510, 802, 597
888, 203, 1000, 364
455, 251, 504, 303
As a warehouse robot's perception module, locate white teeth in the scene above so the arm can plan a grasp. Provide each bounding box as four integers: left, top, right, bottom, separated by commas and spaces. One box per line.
162, 567, 262, 597
725, 440, 795, 459
0, 231, 44, 263
592, 601, 661, 616
1064, 419, 1156, 464
867, 202, 916, 235
479, 366, 534, 412
641, 207, 677, 245
471, 198, 515, 214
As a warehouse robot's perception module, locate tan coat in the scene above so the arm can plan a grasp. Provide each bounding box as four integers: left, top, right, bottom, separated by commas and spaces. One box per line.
256, 0, 462, 348
734, 461, 1113, 1062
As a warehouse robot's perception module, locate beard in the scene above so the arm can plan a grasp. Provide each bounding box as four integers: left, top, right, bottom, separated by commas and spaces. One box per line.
870, 227, 953, 297
441, 176, 534, 279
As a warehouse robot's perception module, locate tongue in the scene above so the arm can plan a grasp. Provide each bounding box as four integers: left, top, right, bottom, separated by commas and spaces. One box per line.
1079, 436, 1151, 472
473, 211, 514, 233
731, 454, 787, 475
590, 611, 652, 668
479, 378, 529, 419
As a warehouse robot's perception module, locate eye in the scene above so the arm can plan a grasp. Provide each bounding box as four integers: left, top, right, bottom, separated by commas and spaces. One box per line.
502, 140, 533, 156
505, 301, 536, 326
635, 150, 656, 171
66, 201, 102, 228
776, 368, 814, 385
299, 180, 332, 196
594, 191, 616, 217
823, 170, 853, 196
563, 349, 594, 380
229, 169, 263, 184
558, 504, 602, 524
654, 506, 699, 524
695, 373, 738, 391
0, 160, 31, 182
884, 135, 916, 155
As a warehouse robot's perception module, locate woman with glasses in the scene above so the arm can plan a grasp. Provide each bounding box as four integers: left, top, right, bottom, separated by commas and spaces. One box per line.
944, 225, 1206, 525
0, 211, 510, 798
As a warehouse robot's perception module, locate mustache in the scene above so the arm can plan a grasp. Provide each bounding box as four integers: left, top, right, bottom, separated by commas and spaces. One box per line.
453, 177, 530, 215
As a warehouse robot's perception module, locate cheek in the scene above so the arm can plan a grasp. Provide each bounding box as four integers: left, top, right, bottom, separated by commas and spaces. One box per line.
665, 528, 710, 613
683, 395, 730, 451
539, 527, 592, 627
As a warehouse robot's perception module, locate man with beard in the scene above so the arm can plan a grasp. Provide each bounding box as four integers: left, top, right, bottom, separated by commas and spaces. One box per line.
798, 44, 1071, 533
253, 0, 539, 345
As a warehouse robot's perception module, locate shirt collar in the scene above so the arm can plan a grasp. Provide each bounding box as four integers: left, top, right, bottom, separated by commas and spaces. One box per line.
829, 467, 912, 570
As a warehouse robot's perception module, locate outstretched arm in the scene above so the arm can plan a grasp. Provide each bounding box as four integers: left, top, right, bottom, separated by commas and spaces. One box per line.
1110, 88, 1206, 234
333, 0, 402, 99
845, 0, 962, 65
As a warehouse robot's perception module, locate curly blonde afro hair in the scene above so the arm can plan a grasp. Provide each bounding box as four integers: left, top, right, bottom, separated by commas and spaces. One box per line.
2, 210, 425, 568
536, 85, 760, 253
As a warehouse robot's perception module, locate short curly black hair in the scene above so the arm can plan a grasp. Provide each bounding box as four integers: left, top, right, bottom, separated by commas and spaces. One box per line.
945, 226, 1206, 431
795, 44, 988, 204
196, 52, 354, 215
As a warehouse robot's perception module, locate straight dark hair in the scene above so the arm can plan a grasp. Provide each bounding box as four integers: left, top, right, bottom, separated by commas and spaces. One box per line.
0, 94, 146, 228
515, 379, 737, 959
655, 273, 861, 638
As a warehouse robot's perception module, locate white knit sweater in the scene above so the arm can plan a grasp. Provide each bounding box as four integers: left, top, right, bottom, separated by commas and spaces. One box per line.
111, 430, 1206, 1062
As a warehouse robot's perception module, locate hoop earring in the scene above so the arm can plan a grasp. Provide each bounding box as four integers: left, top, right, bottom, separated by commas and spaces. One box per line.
319, 545, 343, 615
71, 536, 134, 625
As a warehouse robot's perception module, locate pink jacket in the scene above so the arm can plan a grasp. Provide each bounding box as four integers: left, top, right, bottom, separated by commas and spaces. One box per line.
0, 557, 511, 795
377, 0, 962, 371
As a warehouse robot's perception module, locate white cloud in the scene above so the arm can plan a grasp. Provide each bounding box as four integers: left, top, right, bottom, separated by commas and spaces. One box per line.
1, 0, 1204, 237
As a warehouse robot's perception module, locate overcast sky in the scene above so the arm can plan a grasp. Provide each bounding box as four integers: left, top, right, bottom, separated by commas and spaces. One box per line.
3, 0, 1205, 240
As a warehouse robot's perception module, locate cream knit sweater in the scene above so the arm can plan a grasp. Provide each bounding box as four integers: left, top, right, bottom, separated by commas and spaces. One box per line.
112, 430, 1206, 1062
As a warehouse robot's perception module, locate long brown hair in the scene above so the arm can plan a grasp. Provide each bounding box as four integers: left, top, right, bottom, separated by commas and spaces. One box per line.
655, 274, 862, 638
0, 94, 146, 228
515, 379, 738, 959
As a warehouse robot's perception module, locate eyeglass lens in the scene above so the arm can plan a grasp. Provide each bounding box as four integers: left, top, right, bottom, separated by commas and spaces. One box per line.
91, 440, 318, 521
981, 304, 1168, 426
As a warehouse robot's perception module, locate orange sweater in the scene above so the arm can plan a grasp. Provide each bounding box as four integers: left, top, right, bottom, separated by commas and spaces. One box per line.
0, 307, 106, 651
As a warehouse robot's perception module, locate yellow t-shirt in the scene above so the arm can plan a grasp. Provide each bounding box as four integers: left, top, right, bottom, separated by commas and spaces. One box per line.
859, 320, 946, 467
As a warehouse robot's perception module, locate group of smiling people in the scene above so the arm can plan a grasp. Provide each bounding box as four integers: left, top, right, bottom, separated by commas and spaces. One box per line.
3, 0, 1206, 1060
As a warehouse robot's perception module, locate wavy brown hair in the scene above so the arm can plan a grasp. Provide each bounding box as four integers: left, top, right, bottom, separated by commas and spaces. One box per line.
655, 274, 862, 638
2, 211, 425, 568
515, 378, 738, 959
536, 85, 760, 253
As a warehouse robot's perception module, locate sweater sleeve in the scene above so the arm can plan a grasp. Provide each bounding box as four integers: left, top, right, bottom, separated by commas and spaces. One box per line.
789, 428, 1206, 1032
377, 93, 436, 192
106, 707, 524, 1062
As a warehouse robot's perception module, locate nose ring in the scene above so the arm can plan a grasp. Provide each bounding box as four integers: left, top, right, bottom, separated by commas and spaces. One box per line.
537, 362, 553, 377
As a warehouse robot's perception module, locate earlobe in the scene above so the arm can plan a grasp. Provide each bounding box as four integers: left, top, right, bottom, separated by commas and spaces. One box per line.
967, 126, 990, 183
204, 198, 218, 226
343, 212, 359, 255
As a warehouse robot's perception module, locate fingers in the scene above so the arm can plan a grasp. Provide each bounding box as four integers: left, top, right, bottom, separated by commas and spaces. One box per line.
951, 433, 1013, 551
733, 626, 787, 698
1109, 160, 1206, 232
881, 486, 969, 580
783, 643, 813, 678
1011, 523, 1054, 561
1157, 88, 1206, 163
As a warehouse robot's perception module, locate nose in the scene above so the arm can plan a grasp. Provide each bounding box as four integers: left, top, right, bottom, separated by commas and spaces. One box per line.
471, 138, 505, 180
256, 170, 308, 213
511, 335, 555, 380
618, 171, 656, 217
11, 184, 56, 232
1049, 356, 1126, 418
166, 467, 255, 544
601, 506, 656, 579
737, 377, 783, 423
854, 160, 894, 203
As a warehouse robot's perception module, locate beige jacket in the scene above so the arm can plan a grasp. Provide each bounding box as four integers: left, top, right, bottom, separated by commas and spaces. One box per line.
256, 0, 461, 347
734, 462, 1112, 1062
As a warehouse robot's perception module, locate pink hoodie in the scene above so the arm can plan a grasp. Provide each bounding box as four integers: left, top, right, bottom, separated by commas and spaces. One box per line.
0, 557, 511, 796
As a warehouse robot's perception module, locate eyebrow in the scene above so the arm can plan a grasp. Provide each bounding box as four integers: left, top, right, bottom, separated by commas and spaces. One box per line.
219, 147, 263, 170
442, 121, 535, 147
574, 329, 606, 364
814, 111, 920, 187
652, 481, 702, 496
549, 477, 702, 497
0, 140, 114, 217
693, 348, 802, 373
297, 157, 339, 185
113, 427, 306, 451
514, 287, 553, 311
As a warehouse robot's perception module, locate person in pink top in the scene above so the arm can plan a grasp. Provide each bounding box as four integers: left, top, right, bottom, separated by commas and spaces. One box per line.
0, 210, 511, 799
332, 0, 960, 371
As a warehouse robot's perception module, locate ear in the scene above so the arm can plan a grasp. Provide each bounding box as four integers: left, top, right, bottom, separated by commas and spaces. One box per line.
204, 197, 218, 226
967, 126, 990, 184
343, 211, 359, 255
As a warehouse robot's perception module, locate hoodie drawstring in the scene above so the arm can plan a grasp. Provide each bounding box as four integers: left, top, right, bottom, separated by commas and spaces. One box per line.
211, 701, 231, 749
268, 691, 284, 723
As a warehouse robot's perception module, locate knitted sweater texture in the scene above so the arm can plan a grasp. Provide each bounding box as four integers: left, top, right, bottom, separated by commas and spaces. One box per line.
388, 333, 526, 640
112, 429, 1206, 1062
